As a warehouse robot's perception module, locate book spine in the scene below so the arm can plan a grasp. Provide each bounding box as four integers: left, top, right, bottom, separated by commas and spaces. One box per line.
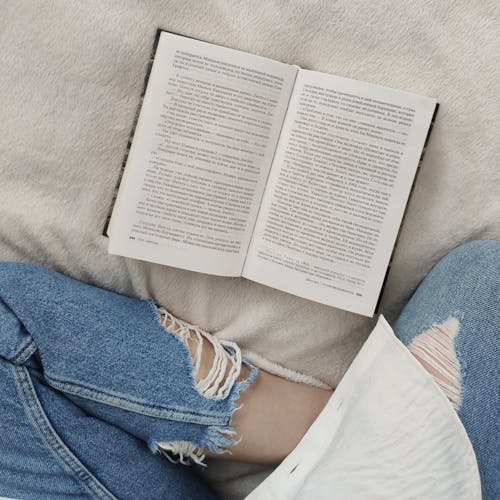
102, 29, 163, 236
374, 102, 439, 314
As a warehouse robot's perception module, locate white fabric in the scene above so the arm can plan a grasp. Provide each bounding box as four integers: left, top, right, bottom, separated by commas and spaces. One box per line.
0, 2, 498, 497
246, 316, 481, 500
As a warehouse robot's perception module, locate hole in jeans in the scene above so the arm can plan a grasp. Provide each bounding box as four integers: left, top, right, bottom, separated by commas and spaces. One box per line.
408, 316, 462, 410
154, 307, 252, 466
157, 440, 207, 467
157, 307, 243, 400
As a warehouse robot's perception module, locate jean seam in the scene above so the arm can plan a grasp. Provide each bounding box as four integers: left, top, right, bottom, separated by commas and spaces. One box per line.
13, 365, 118, 500
11, 339, 37, 364
44, 371, 230, 426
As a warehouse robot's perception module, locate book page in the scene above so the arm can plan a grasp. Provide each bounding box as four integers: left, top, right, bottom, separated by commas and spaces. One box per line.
108, 32, 297, 276
243, 70, 436, 315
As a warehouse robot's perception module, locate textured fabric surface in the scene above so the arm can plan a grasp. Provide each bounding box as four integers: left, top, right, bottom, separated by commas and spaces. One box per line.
1, 1, 499, 498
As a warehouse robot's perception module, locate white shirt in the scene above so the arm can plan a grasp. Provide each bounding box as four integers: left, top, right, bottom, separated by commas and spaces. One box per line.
246, 315, 481, 500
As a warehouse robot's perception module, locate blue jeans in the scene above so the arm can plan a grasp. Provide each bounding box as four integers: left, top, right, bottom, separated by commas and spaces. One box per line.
0, 262, 258, 499
0, 240, 498, 498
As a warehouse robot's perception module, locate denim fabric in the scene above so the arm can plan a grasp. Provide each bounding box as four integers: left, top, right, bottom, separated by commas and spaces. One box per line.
0, 262, 257, 499
394, 240, 500, 500
1, 241, 498, 499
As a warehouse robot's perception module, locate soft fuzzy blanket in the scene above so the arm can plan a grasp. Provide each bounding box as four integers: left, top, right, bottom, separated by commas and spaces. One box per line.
1, 1, 499, 498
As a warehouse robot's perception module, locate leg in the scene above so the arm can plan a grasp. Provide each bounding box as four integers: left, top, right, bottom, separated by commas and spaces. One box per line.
0, 260, 331, 500
393, 240, 500, 500
159, 308, 332, 465
224, 367, 332, 464
0, 355, 216, 499
0, 263, 222, 498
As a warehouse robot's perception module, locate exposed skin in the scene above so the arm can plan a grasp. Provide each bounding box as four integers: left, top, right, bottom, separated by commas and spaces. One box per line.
214, 363, 333, 464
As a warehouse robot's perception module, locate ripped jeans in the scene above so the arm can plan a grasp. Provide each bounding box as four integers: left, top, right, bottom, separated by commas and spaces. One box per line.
0, 240, 498, 499
0, 262, 257, 499
393, 240, 499, 500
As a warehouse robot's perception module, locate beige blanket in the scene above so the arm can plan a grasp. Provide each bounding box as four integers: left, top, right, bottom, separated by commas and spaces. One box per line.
1, 1, 499, 498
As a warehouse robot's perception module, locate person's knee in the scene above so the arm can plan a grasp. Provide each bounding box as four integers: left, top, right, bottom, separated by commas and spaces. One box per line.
438, 240, 499, 276
394, 240, 499, 344
428, 240, 499, 293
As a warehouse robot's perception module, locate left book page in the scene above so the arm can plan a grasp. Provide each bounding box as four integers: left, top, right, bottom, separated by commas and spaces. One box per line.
108, 32, 297, 276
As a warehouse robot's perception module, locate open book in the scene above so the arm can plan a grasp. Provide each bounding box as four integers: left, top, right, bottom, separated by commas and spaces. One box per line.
107, 30, 438, 317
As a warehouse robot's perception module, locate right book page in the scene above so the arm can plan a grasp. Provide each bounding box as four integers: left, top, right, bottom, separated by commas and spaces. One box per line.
242, 69, 437, 316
